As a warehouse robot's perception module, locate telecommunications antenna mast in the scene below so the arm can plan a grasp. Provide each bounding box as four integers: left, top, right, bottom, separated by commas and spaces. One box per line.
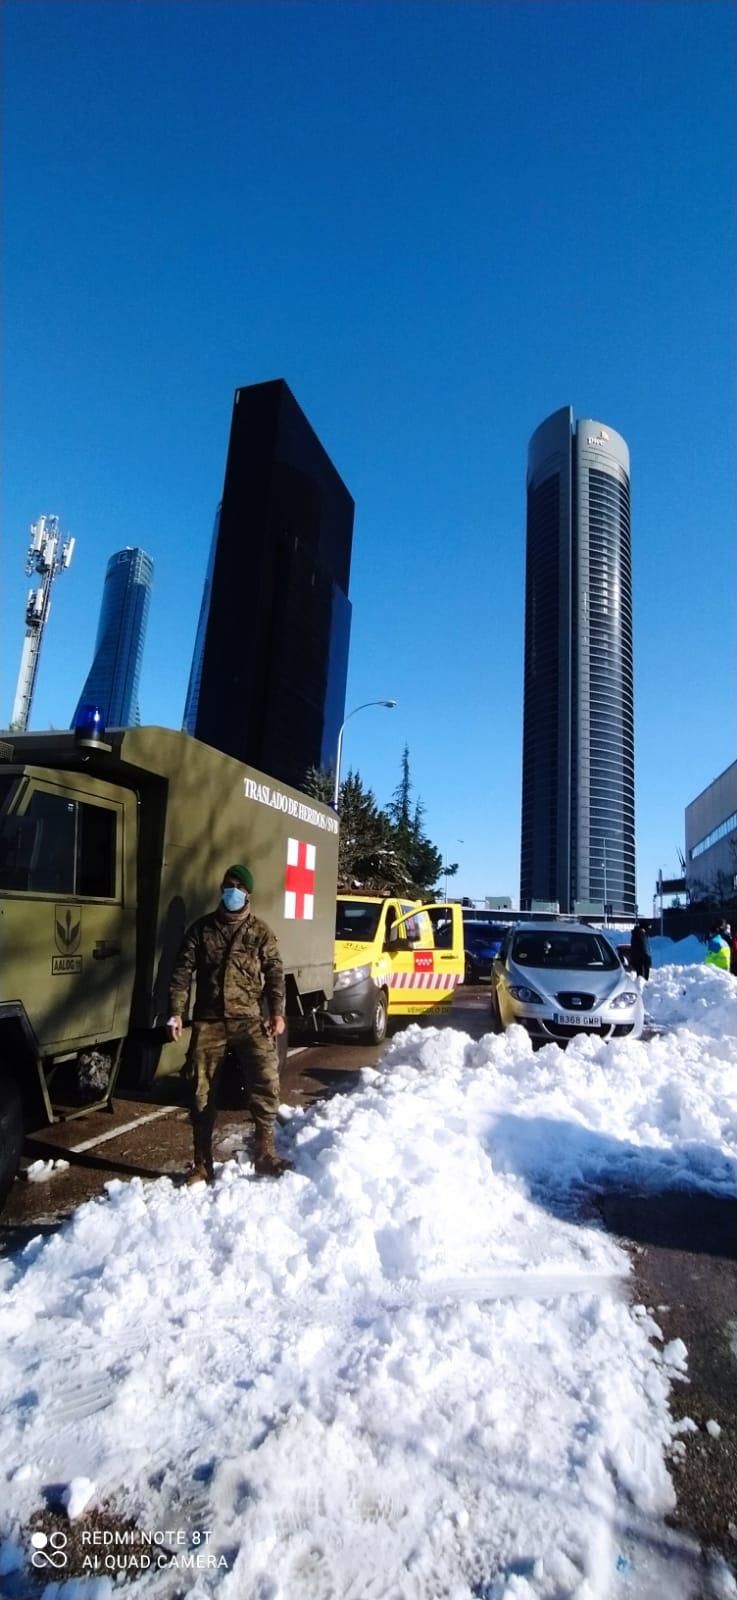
10, 515, 75, 732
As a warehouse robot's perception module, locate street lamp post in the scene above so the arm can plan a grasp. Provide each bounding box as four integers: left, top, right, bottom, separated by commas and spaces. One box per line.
333, 699, 397, 809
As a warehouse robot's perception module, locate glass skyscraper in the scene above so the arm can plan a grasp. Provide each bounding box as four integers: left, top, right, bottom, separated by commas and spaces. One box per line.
184, 380, 354, 790
183, 506, 220, 736
520, 407, 635, 915
72, 547, 153, 729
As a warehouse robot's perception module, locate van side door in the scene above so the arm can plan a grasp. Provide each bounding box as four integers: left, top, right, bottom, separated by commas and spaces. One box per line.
385, 902, 463, 1017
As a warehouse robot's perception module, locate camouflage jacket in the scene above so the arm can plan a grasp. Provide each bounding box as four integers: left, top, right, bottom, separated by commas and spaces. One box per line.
168, 909, 285, 1022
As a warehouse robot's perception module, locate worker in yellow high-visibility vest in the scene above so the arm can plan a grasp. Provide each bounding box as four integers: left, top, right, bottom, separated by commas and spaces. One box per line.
704, 929, 731, 971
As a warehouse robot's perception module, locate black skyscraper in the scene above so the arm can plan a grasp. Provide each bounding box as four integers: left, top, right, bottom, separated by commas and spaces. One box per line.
185, 381, 354, 790
520, 407, 635, 916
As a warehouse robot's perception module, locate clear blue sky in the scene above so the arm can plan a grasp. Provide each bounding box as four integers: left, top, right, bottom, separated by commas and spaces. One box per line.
3, 0, 735, 910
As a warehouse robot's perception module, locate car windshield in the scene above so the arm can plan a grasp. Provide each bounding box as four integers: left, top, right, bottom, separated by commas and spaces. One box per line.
335, 901, 382, 942
465, 924, 506, 945
511, 931, 619, 970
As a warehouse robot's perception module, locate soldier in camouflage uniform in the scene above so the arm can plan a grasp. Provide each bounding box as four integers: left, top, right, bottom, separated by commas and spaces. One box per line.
167, 864, 291, 1184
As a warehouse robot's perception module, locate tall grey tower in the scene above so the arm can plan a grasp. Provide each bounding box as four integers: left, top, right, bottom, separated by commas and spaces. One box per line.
520, 407, 635, 915
71, 547, 153, 729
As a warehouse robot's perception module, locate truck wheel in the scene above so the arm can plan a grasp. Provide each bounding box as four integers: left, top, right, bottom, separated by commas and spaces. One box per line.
0, 1073, 23, 1205
366, 990, 388, 1046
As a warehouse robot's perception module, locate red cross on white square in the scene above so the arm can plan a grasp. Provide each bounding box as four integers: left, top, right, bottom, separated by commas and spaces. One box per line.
284, 838, 316, 920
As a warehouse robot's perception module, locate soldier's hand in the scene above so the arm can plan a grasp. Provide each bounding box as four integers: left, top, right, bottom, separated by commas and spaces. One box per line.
167, 1016, 183, 1041
270, 1015, 286, 1038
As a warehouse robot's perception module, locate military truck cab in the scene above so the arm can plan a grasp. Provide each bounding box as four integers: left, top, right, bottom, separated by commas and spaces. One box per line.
0, 727, 339, 1198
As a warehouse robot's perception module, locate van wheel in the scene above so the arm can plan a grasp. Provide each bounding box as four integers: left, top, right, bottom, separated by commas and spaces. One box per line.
0, 1073, 23, 1206
366, 991, 388, 1046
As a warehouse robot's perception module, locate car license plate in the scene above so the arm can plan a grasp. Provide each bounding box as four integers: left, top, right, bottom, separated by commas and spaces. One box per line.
553, 1012, 598, 1026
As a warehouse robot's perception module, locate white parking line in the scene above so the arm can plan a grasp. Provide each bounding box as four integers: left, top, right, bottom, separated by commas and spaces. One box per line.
69, 1048, 312, 1155
68, 1105, 183, 1154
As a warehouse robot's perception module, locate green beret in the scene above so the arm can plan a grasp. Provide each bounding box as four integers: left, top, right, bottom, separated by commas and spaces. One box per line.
224, 863, 254, 893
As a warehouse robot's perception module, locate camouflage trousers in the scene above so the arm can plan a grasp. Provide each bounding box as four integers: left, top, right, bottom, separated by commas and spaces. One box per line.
184, 1019, 280, 1144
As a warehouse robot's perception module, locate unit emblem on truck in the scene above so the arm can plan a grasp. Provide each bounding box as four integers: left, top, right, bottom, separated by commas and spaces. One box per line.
284, 839, 316, 920
52, 906, 82, 974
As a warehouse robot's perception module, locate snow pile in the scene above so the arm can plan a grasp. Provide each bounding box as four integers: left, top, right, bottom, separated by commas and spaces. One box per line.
23, 1157, 70, 1183
605, 929, 705, 968
646, 959, 737, 1044
0, 964, 735, 1599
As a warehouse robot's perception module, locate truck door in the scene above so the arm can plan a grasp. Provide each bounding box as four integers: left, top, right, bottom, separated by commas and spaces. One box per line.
385, 902, 464, 1018
0, 774, 136, 1051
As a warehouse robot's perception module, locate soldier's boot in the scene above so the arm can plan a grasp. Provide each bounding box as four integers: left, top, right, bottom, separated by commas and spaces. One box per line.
185, 1121, 215, 1185
253, 1123, 292, 1178
184, 1164, 211, 1186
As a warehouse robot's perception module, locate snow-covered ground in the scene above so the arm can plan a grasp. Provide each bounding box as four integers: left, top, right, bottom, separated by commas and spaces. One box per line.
1, 963, 736, 1600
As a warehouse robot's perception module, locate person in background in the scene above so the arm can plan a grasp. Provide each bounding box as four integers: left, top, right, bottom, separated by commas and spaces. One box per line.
704, 924, 731, 973
717, 918, 737, 976
167, 864, 291, 1184
629, 921, 652, 981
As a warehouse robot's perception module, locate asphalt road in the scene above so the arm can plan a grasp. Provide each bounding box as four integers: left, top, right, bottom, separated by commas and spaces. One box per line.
2, 984, 735, 1589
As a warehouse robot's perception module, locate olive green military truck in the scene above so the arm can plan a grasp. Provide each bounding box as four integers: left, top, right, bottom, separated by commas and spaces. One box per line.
0, 726, 339, 1197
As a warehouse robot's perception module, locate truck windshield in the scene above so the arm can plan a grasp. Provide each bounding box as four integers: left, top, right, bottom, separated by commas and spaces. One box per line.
335, 901, 383, 942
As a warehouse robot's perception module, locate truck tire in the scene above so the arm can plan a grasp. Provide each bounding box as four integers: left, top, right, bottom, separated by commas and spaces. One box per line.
364, 990, 388, 1046
0, 1073, 23, 1205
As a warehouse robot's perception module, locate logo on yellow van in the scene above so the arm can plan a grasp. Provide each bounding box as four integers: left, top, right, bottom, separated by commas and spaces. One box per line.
53, 906, 82, 974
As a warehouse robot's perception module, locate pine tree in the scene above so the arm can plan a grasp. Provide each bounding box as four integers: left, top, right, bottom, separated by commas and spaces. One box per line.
302, 765, 334, 805
336, 771, 401, 889
389, 744, 412, 833
302, 751, 452, 899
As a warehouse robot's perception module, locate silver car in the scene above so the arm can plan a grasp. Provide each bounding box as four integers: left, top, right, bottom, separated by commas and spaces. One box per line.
490, 921, 644, 1043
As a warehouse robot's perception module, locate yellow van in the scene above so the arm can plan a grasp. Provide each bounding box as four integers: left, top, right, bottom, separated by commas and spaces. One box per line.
316, 894, 465, 1043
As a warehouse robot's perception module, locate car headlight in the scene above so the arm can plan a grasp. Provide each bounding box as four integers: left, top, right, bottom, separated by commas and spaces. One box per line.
334, 964, 371, 991
507, 984, 543, 1004
610, 990, 639, 1010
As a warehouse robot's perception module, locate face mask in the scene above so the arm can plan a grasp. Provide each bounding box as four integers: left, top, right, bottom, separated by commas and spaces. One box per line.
222, 886, 247, 912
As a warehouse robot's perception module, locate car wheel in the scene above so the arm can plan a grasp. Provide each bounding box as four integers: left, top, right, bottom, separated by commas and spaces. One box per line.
489, 989, 503, 1034
465, 954, 477, 984
0, 1072, 23, 1206
365, 990, 388, 1046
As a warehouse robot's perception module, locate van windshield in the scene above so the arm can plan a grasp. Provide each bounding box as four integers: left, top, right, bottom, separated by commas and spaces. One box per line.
335, 901, 383, 942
